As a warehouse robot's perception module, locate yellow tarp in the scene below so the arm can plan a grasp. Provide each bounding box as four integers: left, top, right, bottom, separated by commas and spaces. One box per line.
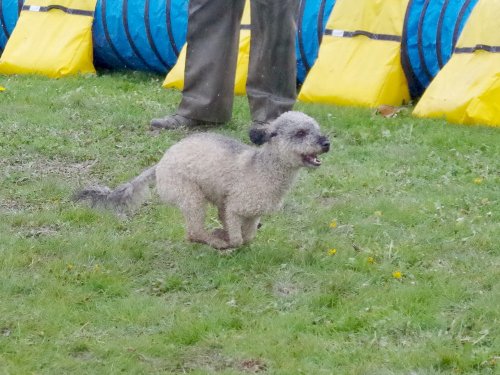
0, 0, 97, 77
298, 0, 410, 108
413, 0, 500, 127
163, 0, 250, 95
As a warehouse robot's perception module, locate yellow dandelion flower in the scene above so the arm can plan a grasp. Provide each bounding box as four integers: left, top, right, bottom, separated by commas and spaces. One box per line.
0, 86, 6, 92
328, 248, 337, 256
367, 257, 376, 264
473, 177, 483, 185
392, 271, 403, 279
329, 220, 337, 228
67, 264, 74, 271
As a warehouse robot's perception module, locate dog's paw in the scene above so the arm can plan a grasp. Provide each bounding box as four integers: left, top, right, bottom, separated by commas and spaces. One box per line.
210, 238, 232, 251
212, 228, 229, 242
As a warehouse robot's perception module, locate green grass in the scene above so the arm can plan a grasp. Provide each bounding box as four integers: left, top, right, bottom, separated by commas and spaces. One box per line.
0, 72, 499, 374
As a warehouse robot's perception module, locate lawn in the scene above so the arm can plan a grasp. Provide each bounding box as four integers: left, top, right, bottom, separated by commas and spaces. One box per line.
0, 72, 498, 374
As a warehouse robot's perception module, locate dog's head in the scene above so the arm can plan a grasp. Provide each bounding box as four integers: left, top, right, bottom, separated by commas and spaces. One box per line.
264, 111, 330, 168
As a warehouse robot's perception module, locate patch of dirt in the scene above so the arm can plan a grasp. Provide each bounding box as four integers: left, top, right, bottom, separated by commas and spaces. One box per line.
22, 225, 61, 238
2, 157, 97, 181
181, 351, 234, 373
0, 199, 28, 214
1, 157, 100, 214
179, 349, 268, 374
273, 281, 299, 298
70, 349, 96, 361
1, 327, 12, 337
239, 359, 268, 373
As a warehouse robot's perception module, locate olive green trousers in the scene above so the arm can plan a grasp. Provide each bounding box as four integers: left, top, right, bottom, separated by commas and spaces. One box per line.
177, 0, 299, 123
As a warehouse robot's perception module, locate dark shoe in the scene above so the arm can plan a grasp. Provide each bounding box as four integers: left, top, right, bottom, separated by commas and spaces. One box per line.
249, 120, 270, 145
150, 114, 207, 130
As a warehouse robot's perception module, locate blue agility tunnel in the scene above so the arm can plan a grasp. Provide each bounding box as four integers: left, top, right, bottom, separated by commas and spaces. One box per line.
295, 0, 336, 84
93, 0, 188, 73
0, 0, 21, 52
95, 0, 336, 77
401, 0, 479, 99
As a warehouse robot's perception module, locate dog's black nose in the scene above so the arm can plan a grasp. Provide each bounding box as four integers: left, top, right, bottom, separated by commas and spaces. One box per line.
319, 136, 330, 152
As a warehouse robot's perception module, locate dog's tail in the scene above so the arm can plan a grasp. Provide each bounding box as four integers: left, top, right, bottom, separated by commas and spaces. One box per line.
74, 165, 157, 211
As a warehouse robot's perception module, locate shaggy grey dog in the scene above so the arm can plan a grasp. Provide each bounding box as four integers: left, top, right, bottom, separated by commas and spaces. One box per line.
76, 111, 330, 250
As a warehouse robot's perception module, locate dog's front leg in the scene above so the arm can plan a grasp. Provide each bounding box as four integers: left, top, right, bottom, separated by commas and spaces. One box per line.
224, 211, 244, 248
242, 217, 260, 244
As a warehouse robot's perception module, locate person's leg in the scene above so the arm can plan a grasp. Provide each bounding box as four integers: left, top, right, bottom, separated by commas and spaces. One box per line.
151, 0, 245, 129
247, 0, 299, 144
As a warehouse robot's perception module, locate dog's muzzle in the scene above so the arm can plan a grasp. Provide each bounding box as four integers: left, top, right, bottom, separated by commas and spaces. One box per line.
319, 136, 330, 153
301, 136, 331, 168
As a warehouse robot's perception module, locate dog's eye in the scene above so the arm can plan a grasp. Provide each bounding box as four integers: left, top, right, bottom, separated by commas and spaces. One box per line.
295, 130, 307, 138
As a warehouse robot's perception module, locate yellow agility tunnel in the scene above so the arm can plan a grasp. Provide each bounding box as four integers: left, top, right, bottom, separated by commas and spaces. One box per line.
0, 0, 97, 77
298, 0, 411, 108
413, 0, 500, 127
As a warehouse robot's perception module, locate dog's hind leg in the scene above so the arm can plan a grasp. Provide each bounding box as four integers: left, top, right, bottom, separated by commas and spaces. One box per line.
178, 188, 229, 250
212, 203, 230, 243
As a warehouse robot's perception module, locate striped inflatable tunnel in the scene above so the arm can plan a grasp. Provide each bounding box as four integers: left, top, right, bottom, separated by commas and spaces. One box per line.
295, 0, 336, 84
92, 0, 188, 73
401, 0, 479, 99
413, 0, 500, 127
0, 0, 21, 52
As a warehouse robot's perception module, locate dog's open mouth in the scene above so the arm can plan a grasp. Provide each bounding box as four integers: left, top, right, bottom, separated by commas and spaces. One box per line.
302, 153, 322, 167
